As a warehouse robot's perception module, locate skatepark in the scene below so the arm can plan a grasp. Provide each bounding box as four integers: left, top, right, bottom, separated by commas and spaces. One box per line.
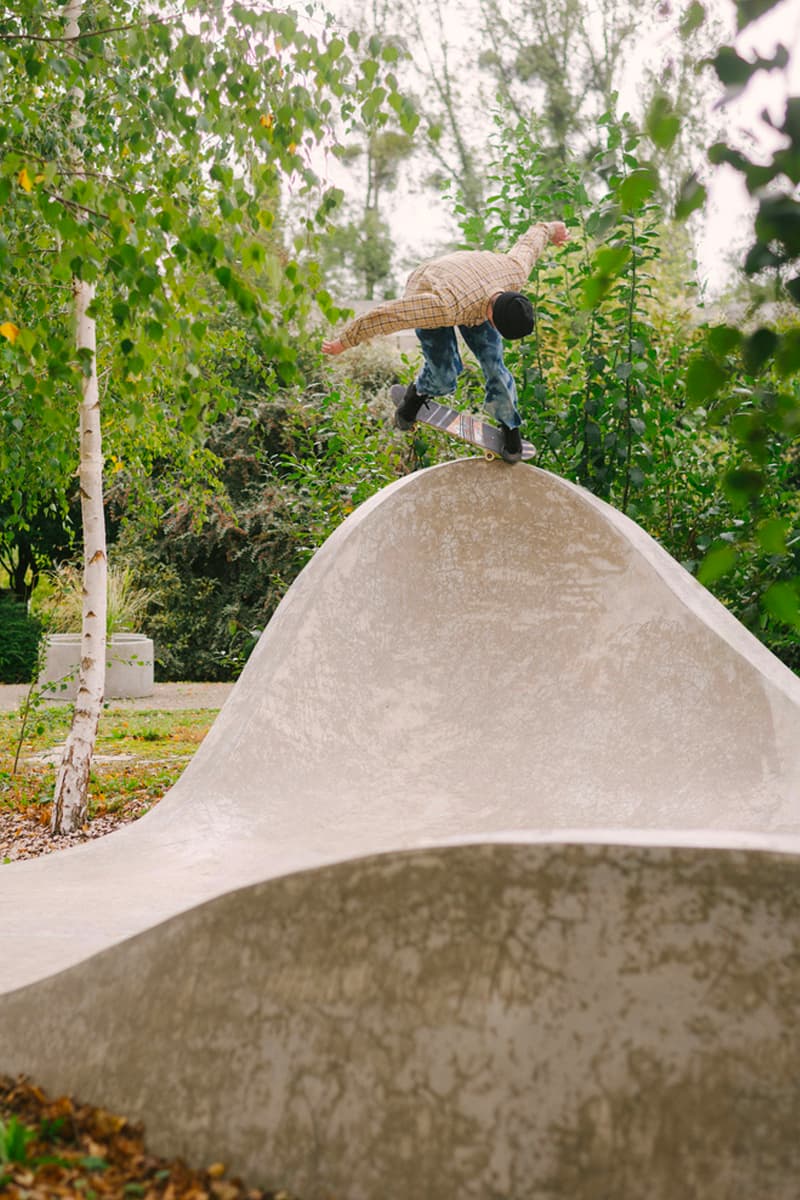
2, 458, 800, 1198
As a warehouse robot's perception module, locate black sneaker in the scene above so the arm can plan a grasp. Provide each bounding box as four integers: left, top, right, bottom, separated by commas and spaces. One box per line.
394, 383, 429, 430
500, 424, 523, 464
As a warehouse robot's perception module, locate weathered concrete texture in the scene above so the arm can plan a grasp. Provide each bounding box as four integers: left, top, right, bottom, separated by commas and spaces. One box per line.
2, 460, 800, 1196
4, 843, 800, 1200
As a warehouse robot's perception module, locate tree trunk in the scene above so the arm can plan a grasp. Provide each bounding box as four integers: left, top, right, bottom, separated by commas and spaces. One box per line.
51, 0, 107, 835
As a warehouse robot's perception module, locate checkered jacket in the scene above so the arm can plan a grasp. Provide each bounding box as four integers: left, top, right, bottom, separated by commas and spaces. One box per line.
336, 222, 551, 348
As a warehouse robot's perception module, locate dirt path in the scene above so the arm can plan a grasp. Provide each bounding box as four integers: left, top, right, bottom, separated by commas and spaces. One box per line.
0, 681, 234, 713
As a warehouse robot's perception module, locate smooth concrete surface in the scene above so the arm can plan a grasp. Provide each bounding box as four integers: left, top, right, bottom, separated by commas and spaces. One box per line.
38, 632, 155, 699
2, 460, 800, 1197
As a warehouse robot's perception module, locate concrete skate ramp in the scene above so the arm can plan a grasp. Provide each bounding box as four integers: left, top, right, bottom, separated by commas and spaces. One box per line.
2, 459, 800, 1198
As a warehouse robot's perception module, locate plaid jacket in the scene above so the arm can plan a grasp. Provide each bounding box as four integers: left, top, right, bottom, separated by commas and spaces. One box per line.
337, 222, 551, 348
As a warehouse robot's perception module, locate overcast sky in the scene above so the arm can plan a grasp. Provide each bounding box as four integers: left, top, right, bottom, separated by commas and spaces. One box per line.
695, 0, 800, 292
297, 0, 800, 297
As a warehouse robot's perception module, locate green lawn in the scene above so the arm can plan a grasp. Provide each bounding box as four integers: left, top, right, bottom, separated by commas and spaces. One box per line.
0, 706, 216, 831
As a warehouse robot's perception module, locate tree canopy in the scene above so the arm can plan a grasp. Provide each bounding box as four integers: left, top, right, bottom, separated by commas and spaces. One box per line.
0, 0, 417, 543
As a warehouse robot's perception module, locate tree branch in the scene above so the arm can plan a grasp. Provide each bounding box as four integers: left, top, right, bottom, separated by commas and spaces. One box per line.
0, 17, 167, 43
42, 187, 108, 222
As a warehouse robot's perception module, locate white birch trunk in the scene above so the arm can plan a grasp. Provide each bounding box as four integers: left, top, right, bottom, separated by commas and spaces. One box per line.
51, 0, 108, 834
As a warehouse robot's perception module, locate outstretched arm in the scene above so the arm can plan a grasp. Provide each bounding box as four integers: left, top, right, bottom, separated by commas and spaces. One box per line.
507, 219, 569, 274
321, 291, 452, 353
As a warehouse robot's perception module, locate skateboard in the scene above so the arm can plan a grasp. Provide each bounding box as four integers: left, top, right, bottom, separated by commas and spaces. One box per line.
390, 384, 535, 462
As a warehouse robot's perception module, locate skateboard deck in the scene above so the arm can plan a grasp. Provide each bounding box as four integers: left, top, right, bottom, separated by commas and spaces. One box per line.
390, 384, 535, 462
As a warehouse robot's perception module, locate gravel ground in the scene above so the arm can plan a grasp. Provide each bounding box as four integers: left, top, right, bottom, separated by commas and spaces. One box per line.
0, 681, 234, 712
1, 683, 232, 862
0, 796, 158, 862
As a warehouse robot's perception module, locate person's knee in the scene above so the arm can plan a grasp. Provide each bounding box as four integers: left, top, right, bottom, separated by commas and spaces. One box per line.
418, 347, 462, 396
418, 366, 460, 396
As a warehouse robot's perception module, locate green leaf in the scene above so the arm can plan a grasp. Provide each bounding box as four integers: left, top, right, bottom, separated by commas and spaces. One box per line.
80, 1156, 109, 1172
756, 194, 800, 256
697, 543, 738, 585
712, 46, 756, 86
674, 173, 707, 221
685, 353, 728, 403
646, 95, 681, 150
742, 327, 779, 374
786, 275, 800, 303
737, 0, 784, 31
757, 518, 788, 555
579, 273, 614, 308
680, 1, 706, 36
708, 142, 748, 171
775, 330, 800, 375
594, 244, 632, 276
762, 581, 800, 629
706, 325, 741, 356
744, 241, 783, 274
723, 467, 765, 506
361, 58, 379, 85
618, 167, 658, 212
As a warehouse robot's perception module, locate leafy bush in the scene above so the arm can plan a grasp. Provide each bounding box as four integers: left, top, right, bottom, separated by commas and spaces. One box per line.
112, 390, 410, 681
460, 113, 798, 674
0, 596, 42, 683
322, 336, 405, 390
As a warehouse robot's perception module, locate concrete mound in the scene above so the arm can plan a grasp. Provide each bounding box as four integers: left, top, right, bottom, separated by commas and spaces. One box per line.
2, 460, 799, 1198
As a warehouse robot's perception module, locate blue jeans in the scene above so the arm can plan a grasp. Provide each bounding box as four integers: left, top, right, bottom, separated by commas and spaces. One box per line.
414, 322, 520, 429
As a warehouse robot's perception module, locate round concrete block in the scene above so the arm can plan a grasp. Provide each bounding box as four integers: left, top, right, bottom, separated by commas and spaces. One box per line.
38, 632, 154, 700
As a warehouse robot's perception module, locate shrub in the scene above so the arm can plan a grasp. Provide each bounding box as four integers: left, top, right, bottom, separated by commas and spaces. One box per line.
0, 596, 42, 683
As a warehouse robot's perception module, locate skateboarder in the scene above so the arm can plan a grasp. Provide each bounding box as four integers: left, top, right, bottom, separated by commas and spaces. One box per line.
322, 219, 568, 462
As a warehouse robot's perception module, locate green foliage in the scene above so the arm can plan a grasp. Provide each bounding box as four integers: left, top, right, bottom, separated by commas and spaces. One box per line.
0, 0, 413, 582
0, 491, 76, 602
0, 596, 42, 683
322, 207, 396, 300
668, 1, 800, 640
31, 563, 157, 635
474, 112, 673, 509
276, 386, 405, 561
112, 381, 406, 680
0, 1114, 35, 1166
457, 112, 798, 672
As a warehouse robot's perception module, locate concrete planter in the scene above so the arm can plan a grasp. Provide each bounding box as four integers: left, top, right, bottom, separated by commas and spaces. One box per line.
38, 633, 154, 700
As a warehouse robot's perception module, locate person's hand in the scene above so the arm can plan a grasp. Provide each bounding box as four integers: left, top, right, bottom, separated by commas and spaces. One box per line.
548, 221, 568, 246
322, 339, 346, 356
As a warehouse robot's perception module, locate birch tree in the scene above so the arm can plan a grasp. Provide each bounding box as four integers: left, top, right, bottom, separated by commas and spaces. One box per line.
48, 0, 108, 833
0, 0, 416, 831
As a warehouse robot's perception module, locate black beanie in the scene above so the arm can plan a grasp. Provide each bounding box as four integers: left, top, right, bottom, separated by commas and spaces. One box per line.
492, 291, 534, 340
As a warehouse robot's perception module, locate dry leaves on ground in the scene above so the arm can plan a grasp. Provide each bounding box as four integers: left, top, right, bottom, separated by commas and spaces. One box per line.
0, 790, 158, 862
0, 1076, 300, 1200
